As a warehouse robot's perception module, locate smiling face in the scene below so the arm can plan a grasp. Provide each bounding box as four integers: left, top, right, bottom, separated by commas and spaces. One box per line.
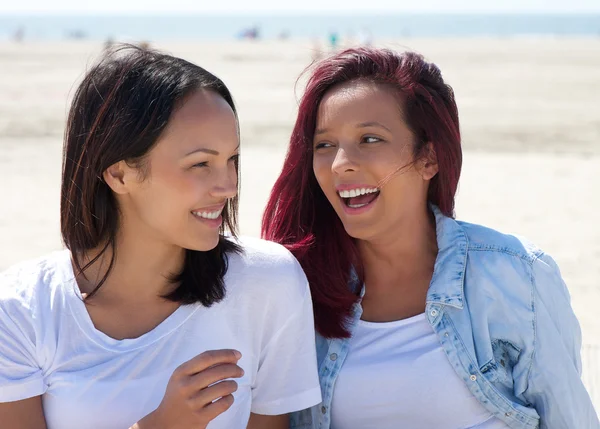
104, 89, 240, 252
312, 80, 438, 243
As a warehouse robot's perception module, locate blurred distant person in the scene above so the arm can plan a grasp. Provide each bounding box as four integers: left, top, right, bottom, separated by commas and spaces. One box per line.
328, 31, 339, 51
358, 28, 373, 47
0, 45, 320, 429
12, 26, 25, 43
238, 26, 260, 40
66, 29, 87, 40
278, 30, 290, 41
103, 37, 115, 51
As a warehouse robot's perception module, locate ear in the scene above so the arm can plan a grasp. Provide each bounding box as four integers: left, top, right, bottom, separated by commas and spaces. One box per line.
102, 161, 131, 195
420, 142, 439, 181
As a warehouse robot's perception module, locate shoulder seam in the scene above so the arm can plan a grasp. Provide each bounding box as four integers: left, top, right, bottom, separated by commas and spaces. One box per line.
466, 244, 541, 264
525, 253, 537, 401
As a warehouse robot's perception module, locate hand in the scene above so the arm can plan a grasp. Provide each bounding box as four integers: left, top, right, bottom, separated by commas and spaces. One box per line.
135, 349, 244, 429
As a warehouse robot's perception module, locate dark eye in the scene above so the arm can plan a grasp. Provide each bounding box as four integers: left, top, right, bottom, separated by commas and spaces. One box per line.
229, 154, 240, 163
192, 162, 208, 168
362, 136, 382, 144
314, 142, 333, 150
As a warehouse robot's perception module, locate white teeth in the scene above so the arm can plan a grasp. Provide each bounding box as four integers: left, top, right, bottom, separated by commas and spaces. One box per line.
192, 209, 222, 220
338, 187, 379, 198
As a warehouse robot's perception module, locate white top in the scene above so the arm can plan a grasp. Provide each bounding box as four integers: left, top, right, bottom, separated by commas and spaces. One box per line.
0, 237, 321, 429
330, 313, 511, 429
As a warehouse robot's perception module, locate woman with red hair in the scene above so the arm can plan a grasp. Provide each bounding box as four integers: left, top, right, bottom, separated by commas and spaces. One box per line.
262, 48, 598, 429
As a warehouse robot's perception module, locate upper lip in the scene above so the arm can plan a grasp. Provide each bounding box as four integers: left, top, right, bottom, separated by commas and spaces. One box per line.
335, 184, 378, 192
191, 204, 226, 213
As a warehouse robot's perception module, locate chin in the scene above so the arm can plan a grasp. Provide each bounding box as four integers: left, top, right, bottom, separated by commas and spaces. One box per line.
341, 223, 376, 242
185, 235, 221, 252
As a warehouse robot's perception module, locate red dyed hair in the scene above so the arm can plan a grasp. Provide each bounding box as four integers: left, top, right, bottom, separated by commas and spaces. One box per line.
262, 48, 462, 338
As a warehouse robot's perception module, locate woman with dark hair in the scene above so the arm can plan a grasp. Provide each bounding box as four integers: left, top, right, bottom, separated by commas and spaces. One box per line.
0, 46, 321, 429
262, 47, 599, 429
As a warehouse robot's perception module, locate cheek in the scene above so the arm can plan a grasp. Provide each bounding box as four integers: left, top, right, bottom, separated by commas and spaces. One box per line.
312, 156, 332, 187
368, 154, 414, 188
144, 170, 204, 212
378, 170, 426, 209
177, 172, 213, 205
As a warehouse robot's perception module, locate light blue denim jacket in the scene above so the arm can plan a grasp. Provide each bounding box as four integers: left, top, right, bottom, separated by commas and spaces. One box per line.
291, 205, 599, 429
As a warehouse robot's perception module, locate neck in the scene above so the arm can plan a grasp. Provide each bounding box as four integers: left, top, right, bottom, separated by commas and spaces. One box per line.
358, 204, 438, 294
76, 224, 185, 304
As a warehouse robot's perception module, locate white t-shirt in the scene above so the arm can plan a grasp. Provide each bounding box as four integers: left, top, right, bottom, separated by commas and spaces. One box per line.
0, 237, 321, 429
330, 313, 510, 429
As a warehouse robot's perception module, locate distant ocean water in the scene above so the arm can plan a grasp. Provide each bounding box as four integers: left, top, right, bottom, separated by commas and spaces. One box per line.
1, 14, 599, 41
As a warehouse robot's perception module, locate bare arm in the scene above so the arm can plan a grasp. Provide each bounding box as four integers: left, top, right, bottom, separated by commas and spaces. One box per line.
0, 396, 47, 429
247, 412, 289, 429
1, 349, 242, 429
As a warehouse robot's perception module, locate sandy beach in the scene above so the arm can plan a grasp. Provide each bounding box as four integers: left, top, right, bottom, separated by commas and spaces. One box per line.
0, 38, 599, 405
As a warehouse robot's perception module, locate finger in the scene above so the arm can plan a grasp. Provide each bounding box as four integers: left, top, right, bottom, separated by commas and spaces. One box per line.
191, 380, 239, 408
188, 363, 244, 391
177, 349, 241, 376
200, 394, 235, 422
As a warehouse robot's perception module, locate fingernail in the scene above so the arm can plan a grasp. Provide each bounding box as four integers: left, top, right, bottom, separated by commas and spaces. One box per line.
234, 350, 242, 359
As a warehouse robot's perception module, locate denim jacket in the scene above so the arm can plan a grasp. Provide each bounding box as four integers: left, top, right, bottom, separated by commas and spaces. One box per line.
291, 205, 599, 429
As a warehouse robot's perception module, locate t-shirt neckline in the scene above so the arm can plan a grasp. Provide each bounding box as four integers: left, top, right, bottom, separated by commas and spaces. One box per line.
55, 249, 200, 352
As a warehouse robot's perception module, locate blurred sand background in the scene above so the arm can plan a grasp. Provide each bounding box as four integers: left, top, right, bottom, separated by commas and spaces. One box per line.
0, 38, 599, 404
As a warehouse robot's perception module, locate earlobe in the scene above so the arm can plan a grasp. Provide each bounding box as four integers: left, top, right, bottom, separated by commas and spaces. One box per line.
422, 161, 439, 181
421, 142, 439, 181
102, 162, 129, 195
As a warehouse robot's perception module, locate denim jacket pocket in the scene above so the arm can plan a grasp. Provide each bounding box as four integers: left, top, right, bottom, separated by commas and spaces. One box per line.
480, 339, 522, 389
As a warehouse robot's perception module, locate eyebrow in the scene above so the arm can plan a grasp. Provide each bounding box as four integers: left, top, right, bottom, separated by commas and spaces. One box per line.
185, 144, 240, 157
314, 121, 392, 136
357, 121, 392, 132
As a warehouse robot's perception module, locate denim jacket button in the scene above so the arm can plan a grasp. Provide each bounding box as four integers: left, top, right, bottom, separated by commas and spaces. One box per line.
470, 374, 477, 381
430, 309, 438, 317
330, 353, 338, 361
321, 406, 327, 414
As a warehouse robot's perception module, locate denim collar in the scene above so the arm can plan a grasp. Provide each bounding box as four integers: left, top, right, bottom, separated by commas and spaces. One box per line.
426, 204, 468, 309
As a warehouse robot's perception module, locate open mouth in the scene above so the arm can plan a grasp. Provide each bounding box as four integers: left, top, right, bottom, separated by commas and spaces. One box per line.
338, 187, 380, 210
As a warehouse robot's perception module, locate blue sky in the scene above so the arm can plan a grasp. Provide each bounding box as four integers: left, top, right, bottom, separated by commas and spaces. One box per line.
2, 0, 600, 14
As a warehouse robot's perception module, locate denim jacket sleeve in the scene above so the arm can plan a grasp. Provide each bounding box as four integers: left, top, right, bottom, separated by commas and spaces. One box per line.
522, 253, 600, 429
289, 406, 318, 429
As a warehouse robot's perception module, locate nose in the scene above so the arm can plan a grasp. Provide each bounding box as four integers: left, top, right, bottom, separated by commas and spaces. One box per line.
211, 164, 238, 200
331, 145, 359, 175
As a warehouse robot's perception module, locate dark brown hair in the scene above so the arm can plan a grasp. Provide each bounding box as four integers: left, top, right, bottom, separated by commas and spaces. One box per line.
61, 44, 241, 305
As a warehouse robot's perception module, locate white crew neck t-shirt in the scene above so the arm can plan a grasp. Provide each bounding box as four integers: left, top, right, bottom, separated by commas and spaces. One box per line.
330, 314, 510, 429
0, 237, 321, 429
